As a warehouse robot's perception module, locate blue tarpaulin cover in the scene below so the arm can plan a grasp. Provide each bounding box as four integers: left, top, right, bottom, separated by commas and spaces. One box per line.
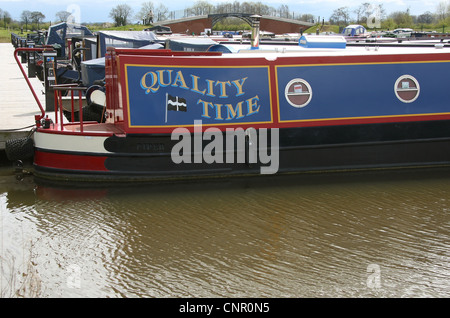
98, 31, 159, 57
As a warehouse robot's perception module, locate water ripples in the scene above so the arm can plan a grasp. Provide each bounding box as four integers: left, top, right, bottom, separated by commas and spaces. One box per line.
0, 169, 449, 297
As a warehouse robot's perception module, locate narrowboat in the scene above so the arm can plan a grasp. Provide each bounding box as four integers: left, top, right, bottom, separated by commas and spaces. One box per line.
12, 34, 450, 183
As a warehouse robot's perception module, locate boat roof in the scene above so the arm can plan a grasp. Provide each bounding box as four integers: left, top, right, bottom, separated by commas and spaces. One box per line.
343, 24, 366, 29
205, 43, 450, 59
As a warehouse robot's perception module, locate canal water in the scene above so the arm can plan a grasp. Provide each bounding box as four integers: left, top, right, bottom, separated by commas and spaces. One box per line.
0, 165, 448, 298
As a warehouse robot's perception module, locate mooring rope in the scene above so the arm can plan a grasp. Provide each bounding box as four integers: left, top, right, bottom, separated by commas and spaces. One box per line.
0, 125, 35, 132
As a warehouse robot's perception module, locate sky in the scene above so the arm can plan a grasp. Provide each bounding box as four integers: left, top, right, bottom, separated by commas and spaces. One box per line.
0, 0, 444, 24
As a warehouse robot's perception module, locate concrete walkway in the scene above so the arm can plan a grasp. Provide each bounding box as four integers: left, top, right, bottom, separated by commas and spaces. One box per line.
0, 43, 46, 149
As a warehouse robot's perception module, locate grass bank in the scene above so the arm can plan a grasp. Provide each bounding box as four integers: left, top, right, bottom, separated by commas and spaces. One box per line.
0, 24, 152, 43
0, 28, 37, 43
0, 28, 13, 43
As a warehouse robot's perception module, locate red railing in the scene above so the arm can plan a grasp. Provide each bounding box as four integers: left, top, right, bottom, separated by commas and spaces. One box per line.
52, 84, 87, 133
14, 47, 89, 132
13, 47, 50, 122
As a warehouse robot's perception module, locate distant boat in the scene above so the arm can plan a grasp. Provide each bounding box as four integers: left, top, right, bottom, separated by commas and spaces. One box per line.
341, 24, 369, 40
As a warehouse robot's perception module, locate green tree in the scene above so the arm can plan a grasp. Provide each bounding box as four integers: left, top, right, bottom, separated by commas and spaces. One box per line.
155, 4, 169, 22
1, 9, 12, 28
381, 18, 396, 30
354, 3, 369, 24
330, 7, 350, 26
21, 10, 32, 31
388, 10, 413, 28
109, 4, 133, 27
298, 14, 315, 23
278, 4, 290, 19
186, 1, 214, 16
30, 11, 45, 29
55, 11, 71, 23
435, 1, 449, 21
417, 11, 435, 24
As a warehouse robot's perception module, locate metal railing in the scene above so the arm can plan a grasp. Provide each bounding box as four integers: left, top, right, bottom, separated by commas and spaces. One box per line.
14, 47, 91, 133
14, 47, 48, 123
52, 84, 87, 133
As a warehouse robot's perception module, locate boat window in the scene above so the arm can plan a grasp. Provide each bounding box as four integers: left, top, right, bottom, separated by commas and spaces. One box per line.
394, 75, 420, 103
343, 29, 352, 36
285, 79, 313, 108
105, 38, 133, 49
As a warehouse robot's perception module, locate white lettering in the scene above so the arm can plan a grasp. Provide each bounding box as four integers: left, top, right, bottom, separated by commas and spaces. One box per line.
170, 121, 279, 174
179, 302, 214, 315
367, 264, 381, 289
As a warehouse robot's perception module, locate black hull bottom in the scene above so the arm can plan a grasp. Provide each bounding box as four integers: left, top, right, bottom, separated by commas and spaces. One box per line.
32, 121, 450, 183
33, 138, 450, 183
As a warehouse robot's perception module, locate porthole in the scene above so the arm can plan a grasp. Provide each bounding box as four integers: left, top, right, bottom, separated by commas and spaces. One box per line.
394, 75, 420, 103
285, 79, 312, 108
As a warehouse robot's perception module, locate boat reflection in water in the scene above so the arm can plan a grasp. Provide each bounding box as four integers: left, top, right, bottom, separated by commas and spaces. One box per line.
1, 168, 449, 297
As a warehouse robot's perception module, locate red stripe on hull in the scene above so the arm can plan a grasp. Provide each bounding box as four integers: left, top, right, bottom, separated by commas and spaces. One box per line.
34, 151, 108, 172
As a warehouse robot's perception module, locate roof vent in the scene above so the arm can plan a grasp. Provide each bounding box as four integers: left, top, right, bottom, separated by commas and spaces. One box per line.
299, 35, 346, 49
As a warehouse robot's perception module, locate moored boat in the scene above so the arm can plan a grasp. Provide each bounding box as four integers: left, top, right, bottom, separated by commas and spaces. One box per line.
12, 35, 450, 183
